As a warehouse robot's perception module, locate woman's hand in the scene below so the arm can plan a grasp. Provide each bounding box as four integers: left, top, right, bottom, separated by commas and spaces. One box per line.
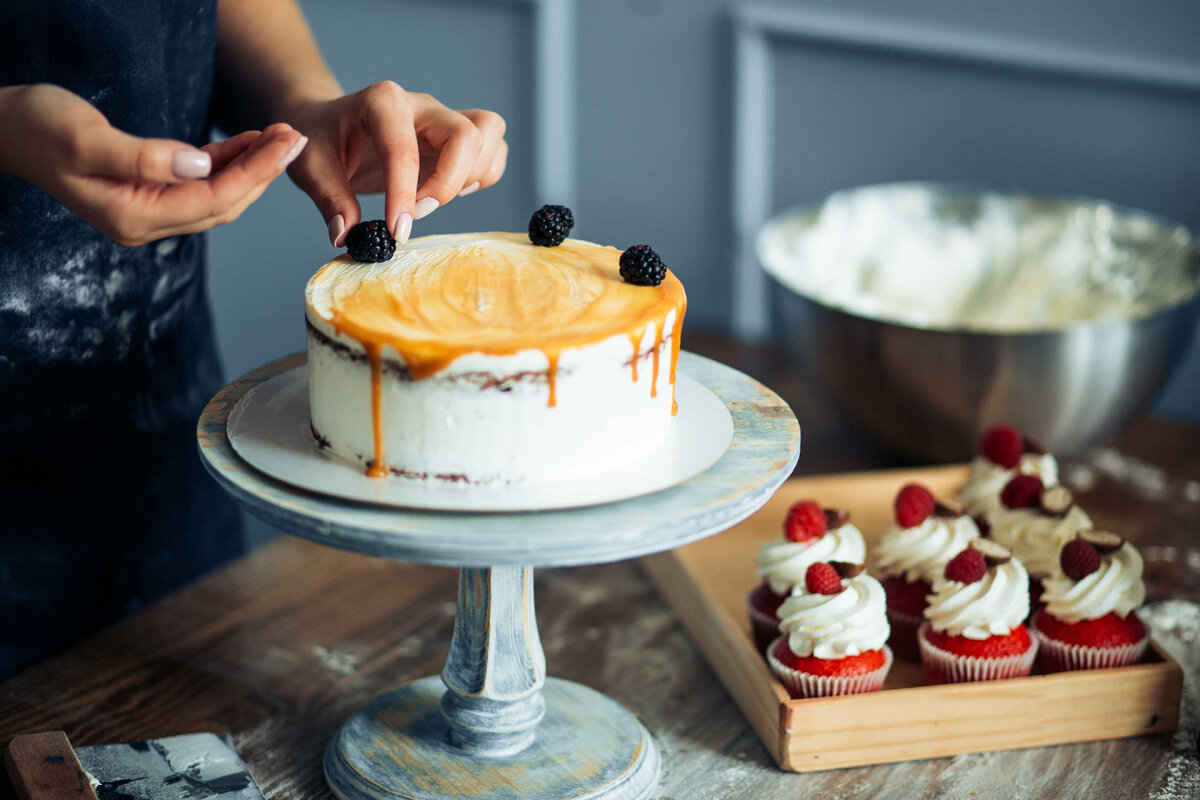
0, 84, 307, 247
281, 81, 508, 246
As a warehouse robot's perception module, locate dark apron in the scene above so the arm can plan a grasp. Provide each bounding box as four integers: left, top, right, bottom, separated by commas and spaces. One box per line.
0, 0, 244, 677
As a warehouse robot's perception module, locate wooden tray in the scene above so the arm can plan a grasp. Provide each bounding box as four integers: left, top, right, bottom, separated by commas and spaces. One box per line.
641, 464, 1184, 772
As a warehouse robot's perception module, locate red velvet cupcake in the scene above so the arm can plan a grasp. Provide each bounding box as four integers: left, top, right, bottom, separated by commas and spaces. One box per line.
1031, 532, 1149, 672
748, 501, 864, 652
876, 484, 980, 660
918, 542, 1037, 684
766, 563, 892, 698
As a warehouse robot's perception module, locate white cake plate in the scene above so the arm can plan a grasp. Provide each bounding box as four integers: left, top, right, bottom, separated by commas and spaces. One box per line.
197, 350, 800, 800
227, 367, 733, 512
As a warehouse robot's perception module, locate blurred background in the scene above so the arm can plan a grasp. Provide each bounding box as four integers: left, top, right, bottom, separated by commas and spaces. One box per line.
205, 0, 1200, 540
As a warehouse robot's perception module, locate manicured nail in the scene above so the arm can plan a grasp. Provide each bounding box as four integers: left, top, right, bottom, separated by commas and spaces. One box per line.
396, 213, 413, 244
328, 214, 345, 247
458, 182, 480, 197
414, 196, 440, 220
172, 150, 211, 179
277, 136, 308, 171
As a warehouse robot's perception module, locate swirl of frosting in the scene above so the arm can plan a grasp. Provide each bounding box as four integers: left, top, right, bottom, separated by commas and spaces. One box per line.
925, 559, 1030, 639
777, 575, 890, 659
875, 515, 980, 584
959, 453, 1060, 517
989, 504, 1093, 577
754, 525, 867, 595
1041, 543, 1145, 622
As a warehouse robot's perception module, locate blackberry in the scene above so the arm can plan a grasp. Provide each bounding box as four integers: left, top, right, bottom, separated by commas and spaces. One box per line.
528, 204, 574, 247
618, 244, 667, 286
345, 220, 396, 262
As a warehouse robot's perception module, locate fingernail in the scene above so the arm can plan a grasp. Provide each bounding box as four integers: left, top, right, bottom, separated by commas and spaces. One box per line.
277, 136, 308, 171
396, 213, 413, 245
172, 150, 211, 179
328, 214, 346, 247
414, 196, 440, 220
458, 182, 480, 197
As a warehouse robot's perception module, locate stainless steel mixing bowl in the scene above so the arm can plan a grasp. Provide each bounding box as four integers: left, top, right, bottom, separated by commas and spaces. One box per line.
758, 183, 1200, 461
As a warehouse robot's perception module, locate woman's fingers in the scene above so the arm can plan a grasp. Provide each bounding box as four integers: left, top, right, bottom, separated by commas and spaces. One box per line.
202, 130, 263, 172
288, 138, 362, 246
458, 109, 506, 194
478, 139, 508, 191
360, 82, 420, 242
411, 102, 486, 216
76, 124, 214, 183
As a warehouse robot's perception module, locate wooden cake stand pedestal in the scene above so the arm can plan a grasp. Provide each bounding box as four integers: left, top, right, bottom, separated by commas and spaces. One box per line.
198, 352, 800, 800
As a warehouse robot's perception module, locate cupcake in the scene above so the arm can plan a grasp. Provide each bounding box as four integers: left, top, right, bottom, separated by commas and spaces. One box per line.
1031, 530, 1149, 672
748, 500, 866, 652
988, 475, 1093, 608
767, 562, 893, 698
875, 483, 980, 660
918, 541, 1038, 684
959, 424, 1059, 520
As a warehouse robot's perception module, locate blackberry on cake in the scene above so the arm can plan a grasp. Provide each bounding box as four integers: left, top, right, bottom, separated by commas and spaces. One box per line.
527, 204, 574, 247
345, 220, 396, 263
619, 245, 667, 286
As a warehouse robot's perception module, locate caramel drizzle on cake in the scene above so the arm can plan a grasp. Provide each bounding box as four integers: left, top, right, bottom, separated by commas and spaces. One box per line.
309, 232, 687, 477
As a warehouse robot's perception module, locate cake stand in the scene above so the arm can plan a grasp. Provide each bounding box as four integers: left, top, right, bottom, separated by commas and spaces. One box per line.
197, 351, 800, 800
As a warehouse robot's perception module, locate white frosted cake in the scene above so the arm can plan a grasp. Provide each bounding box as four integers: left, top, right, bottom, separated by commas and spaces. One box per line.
304, 232, 687, 483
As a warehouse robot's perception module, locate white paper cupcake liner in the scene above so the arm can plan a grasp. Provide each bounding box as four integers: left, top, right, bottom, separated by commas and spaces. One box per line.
887, 607, 925, 662
767, 637, 893, 698
1030, 619, 1150, 673
917, 623, 1037, 684
746, 588, 782, 654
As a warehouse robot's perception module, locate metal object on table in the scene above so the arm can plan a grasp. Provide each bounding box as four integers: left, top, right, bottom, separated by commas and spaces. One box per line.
196, 351, 800, 800
758, 182, 1200, 461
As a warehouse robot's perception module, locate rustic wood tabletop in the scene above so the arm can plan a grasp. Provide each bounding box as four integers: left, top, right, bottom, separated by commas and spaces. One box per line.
2, 335, 1198, 800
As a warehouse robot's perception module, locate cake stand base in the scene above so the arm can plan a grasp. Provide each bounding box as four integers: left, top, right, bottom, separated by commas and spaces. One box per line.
324, 676, 660, 800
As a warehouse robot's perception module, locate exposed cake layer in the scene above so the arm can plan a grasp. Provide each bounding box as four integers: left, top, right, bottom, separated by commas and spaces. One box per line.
304, 232, 687, 482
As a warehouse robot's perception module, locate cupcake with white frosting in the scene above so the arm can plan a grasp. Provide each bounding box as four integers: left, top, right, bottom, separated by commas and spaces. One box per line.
987, 475, 1093, 608
747, 500, 866, 652
959, 424, 1059, 520
918, 540, 1038, 684
876, 483, 981, 660
766, 561, 893, 698
1031, 531, 1149, 672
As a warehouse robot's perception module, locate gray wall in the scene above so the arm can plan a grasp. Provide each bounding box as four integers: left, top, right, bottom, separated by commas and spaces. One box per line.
208, 1, 1200, 527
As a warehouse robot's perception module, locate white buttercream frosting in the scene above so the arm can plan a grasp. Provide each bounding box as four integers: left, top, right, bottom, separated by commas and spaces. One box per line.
925, 559, 1031, 639
875, 514, 980, 584
990, 504, 1093, 578
1041, 543, 1146, 622
754, 525, 867, 595
959, 453, 1060, 517
777, 574, 890, 659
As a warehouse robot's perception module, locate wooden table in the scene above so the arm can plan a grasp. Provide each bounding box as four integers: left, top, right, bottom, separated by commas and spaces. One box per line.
2, 337, 1198, 800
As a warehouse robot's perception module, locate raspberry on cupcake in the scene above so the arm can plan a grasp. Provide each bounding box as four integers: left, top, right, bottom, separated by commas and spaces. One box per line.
959, 424, 1060, 520
748, 500, 865, 652
918, 541, 1038, 684
875, 483, 981, 660
987, 476, 1093, 609
1031, 531, 1149, 673
766, 562, 893, 698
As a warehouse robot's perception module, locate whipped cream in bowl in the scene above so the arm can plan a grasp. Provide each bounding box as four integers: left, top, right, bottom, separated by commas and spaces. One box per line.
777, 574, 890, 659
755, 524, 866, 596
756, 182, 1200, 460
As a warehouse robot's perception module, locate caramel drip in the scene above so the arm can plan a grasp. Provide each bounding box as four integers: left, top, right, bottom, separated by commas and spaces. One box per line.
669, 294, 686, 416
547, 350, 559, 407
365, 343, 388, 477
650, 319, 662, 399
308, 232, 687, 475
